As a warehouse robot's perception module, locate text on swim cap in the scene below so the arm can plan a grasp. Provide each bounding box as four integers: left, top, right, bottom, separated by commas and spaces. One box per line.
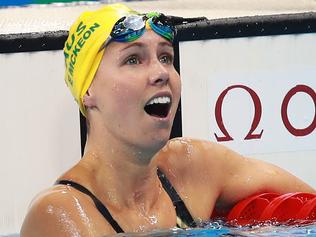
64, 21, 101, 87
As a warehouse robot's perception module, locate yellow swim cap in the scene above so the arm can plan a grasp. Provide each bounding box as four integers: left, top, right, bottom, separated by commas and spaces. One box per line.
64, 4, 138, 116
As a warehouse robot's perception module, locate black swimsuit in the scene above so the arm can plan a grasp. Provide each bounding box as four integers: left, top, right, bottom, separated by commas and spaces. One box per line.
56, 169, 196, 233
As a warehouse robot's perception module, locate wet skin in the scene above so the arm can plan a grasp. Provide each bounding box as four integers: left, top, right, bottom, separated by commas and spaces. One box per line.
84, 30, 181, 159
20, 31, 315, 237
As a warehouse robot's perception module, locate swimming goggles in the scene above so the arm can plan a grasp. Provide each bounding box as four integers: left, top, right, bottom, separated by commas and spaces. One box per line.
100, 12, 175, 50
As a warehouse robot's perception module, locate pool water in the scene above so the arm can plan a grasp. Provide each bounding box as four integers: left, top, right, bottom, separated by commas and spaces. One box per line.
112, 221, 316, 237
2, 221, 316, 237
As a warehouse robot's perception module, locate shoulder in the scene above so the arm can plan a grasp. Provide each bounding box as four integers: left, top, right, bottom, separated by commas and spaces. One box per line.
156, 137, 237, 218
20, 185, 113, 237
20, 185, 85, 237
157, 137, 247, 195
157, 137, 234, 170
156, 137, 232, 192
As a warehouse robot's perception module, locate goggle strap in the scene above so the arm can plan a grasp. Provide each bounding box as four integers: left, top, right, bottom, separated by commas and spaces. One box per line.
99, 36, 112, 52
148, 19, 173, 41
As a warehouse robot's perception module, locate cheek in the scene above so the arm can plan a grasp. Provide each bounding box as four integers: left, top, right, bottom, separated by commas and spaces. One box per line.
177, 77, 182, 94
109, 80, 141, 110
172, 73, 181, 101
110, 82, 127, 99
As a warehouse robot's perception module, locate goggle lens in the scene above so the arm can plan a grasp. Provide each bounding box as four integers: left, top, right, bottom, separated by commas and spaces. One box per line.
123, 15, 145, 31
100, 13, 174, 50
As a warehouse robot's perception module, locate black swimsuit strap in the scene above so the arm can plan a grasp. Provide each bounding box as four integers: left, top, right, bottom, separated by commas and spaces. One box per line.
55, 180, 124, 233
56, 170, 196, 233
157, 169, 197, 228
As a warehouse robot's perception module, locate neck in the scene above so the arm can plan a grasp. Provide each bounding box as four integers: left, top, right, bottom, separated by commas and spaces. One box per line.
82, 127, 163, 211
83, 150, 162, 210
86, 114, 162, 166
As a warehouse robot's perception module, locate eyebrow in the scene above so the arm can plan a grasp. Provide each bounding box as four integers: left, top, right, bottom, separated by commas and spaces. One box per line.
119, 41, 173, 52
158, 41, 173, 48
119, 42, 145, 52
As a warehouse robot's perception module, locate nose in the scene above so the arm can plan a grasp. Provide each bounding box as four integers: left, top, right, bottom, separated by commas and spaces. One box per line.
148, 60, 169, 86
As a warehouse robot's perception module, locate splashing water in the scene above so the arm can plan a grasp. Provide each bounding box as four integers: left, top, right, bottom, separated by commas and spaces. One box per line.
108, 220, 316, 237
2, 220, 316, 236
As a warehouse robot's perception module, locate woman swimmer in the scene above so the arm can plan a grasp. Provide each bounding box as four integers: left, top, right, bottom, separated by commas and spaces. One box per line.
21, 3, 315, 237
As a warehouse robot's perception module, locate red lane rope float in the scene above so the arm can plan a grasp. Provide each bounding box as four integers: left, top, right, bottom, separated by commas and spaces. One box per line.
296, 197, 316, 221
260, 193, 315, 222
226, 192, 316, 226
227, 193, 279, 225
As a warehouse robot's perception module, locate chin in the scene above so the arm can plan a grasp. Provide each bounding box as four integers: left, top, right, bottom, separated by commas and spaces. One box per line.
143, 135, 170, 155
155, 135, 171, 150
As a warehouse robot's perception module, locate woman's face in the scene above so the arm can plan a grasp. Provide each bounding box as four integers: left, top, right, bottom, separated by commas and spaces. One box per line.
89, 30, 181, 153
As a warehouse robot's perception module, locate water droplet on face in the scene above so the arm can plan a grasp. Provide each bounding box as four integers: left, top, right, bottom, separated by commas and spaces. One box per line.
138, 225, 146, 231
107, 190, 118, 204
179, 138, 193, 157
149, 215, 158, 224
46, 204, 54, 214
73, 196, 92, 230
168, 168, 176, 178
65, 186, 72, 191
168, 139, 182, 151
53, 205, 81, 236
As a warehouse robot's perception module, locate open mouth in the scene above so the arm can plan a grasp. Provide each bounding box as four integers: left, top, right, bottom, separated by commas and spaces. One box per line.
144, 96, 171, 118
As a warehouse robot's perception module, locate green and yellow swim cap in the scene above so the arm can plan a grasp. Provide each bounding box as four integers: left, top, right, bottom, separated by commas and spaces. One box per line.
64, 4, 137, 116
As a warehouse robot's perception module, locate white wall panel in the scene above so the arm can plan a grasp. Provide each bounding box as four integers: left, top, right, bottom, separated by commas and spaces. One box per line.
180, 33, 316, 188
0, 51, 81, 234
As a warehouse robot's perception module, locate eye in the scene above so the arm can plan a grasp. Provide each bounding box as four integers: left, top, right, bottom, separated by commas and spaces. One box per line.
159, 54, 173, 64
125, 55, 141, 65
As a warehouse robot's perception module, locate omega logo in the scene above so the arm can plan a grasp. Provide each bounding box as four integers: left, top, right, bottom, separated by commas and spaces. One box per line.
214, 84, 316, 142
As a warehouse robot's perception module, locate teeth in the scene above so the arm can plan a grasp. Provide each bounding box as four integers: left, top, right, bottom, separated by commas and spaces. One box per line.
147, 96, 171, 105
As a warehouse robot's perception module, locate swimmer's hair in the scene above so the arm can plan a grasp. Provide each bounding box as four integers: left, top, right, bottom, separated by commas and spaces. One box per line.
63, 4, 138, 116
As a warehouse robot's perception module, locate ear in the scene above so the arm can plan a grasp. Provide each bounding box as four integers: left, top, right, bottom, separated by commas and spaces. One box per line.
83, 88, 97, 108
